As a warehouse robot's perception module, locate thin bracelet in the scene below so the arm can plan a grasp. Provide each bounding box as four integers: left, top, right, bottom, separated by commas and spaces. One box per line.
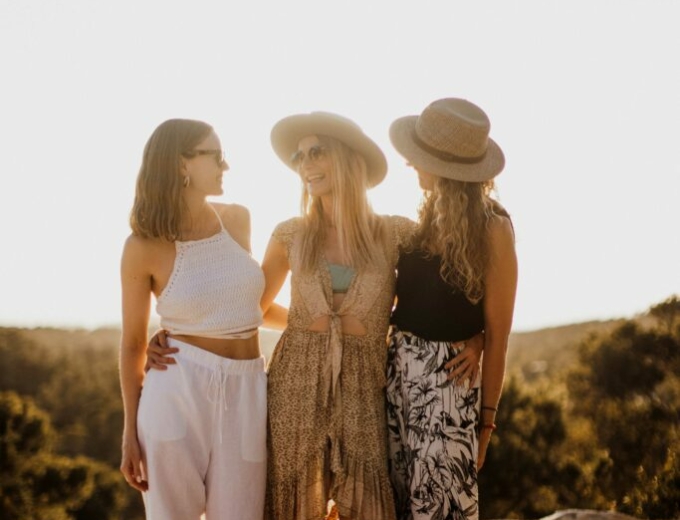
482, 406, 497, 412
481, 423, 497, 430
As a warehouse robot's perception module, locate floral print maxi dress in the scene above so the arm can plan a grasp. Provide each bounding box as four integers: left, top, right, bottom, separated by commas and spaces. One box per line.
265, 215, 414, 520
386, 327, 481, 520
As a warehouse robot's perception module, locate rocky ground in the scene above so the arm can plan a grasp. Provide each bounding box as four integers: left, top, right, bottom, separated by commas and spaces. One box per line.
537, 511, 641, 520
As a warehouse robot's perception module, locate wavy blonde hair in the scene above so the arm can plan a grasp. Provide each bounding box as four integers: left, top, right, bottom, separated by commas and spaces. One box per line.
411, 177, 510, 303
130, 119, 213, 240
296, 135, 388, 272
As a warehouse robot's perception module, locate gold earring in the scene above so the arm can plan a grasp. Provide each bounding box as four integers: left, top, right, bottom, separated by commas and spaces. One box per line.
183, 176, 190, 188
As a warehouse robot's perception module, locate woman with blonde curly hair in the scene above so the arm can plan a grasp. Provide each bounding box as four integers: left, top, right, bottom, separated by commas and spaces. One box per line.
385, 98, 518, 520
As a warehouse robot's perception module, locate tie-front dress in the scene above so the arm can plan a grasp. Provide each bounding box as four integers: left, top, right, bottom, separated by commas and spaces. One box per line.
265, 215, 414, 520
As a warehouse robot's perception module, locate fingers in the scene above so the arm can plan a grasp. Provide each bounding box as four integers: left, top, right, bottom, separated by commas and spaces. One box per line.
146, 360, 166, 371
471, 331, 485, 352
149, 333, 162, 348
477, 447, 487, 471
121, 438, 149, 491
477, 429, 492, 471
148, 343, 179, 356
446, 351, 470, 373
146, 355, 176, 371
469, 364, 480, 384
446, 350, 475, 383
148, 348, 178, 361
149, 329, 170, 348
444, 347, 472, 369
121, 460, 148, 492
129, 475, 149, 492
445, 339, 483, 385
146, 338, 178, 371
447, 361, 472, 382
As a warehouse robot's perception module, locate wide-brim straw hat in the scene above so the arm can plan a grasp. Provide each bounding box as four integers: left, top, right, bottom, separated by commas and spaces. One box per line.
390, 98, 505, 182
271, 111, 387, 188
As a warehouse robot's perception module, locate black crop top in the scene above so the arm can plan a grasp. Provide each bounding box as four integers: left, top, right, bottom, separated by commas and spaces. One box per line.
391, 250, 484, 342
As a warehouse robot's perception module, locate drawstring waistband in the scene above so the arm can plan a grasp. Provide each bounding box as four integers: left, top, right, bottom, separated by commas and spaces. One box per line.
165, 337, 265, 444
207, 364, 229, 444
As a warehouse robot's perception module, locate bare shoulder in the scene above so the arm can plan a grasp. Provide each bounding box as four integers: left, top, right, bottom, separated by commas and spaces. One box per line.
121, 234, 157, 278
488, 214, 515, 243
123, 233, 153, 259
212, 202, 250, 227
123, 233, 172, 261
213, 202, 251, 235
487, 215, 517, 270
212, 202, 252, 250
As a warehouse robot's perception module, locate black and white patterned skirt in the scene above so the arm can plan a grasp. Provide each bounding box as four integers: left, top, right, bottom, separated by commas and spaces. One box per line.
386, 326, 481, 520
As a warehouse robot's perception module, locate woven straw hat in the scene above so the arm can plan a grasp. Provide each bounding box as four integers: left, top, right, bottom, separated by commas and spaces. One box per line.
390, 98, 505, 182
271, 111, 387, 188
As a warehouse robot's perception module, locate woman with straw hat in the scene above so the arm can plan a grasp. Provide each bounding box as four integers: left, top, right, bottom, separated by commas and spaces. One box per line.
259, 111, 414, 520
385, 98, 518, 520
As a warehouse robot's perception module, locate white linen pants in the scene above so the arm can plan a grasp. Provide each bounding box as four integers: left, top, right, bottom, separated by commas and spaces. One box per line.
137, 338, 267, 520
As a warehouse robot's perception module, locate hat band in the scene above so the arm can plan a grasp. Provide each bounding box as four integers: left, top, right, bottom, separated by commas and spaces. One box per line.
411, 130, 487, 164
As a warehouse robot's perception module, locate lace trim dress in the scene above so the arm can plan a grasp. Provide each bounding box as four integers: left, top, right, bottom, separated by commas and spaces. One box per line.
265, 215, 415, 520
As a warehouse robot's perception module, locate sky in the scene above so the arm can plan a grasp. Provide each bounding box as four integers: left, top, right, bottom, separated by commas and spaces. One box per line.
0, 0, 678, 333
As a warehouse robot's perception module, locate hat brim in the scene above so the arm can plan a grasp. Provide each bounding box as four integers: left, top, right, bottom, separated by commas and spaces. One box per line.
271, 112, 387, 188
389, 116, 505, 182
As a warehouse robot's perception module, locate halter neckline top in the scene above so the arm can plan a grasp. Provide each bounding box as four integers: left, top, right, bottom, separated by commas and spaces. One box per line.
156, 205, 264, 338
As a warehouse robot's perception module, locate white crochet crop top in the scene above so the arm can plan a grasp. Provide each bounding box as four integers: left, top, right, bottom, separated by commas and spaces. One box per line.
156, 205, 264, 339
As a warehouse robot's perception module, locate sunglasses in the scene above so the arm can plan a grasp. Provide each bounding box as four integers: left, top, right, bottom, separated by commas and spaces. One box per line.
183, 149, 225, 165
290, 145, 327, 168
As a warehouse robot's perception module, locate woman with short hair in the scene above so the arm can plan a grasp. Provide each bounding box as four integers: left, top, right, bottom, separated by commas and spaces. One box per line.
119, 119, 267, 520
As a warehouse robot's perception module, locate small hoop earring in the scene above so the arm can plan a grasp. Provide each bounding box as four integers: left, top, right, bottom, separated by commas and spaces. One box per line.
183, 176, 190, 188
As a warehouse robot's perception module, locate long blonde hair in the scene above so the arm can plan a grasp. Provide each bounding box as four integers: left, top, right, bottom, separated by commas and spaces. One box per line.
130, 119, 213, 240
297, 135, 387, 271
411, 177, 509, 303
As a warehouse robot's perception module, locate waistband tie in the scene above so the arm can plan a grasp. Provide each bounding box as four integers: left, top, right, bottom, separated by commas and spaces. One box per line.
323, 311, 345, 408
323, 311, 345, 482
207, 364, 229, 444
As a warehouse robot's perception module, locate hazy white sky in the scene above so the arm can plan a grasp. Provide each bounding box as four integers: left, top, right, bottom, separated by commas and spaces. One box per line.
1, 0, 678, 332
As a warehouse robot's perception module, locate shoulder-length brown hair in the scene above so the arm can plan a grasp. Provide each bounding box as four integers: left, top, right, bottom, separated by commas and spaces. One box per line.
296, 135, 388, 272
410, 178, 511, 303
129, 119, 213, 240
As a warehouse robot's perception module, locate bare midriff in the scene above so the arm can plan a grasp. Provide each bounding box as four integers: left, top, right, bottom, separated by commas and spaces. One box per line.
169, 331, 261, 360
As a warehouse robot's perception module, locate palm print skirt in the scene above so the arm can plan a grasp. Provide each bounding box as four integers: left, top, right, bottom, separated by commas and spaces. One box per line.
386, 326, 481, 520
